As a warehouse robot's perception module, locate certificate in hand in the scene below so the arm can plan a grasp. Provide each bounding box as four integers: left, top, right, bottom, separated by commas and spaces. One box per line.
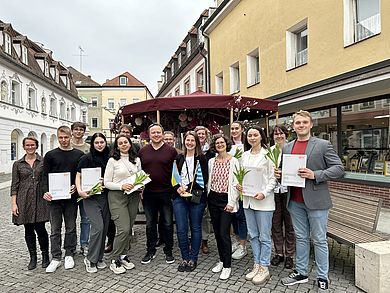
81, 167, 101, 194
49, 172, 71, 200
242, 167, 261, 197
281, 154, 307, 187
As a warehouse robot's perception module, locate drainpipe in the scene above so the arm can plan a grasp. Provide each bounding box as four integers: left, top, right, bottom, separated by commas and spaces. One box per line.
201, 32, 211, 94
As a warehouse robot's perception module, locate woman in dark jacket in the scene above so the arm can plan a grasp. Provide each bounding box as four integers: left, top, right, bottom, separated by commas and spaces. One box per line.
75, 133, 110, 273
173, 131, 208, 272
11, 136, 50, 270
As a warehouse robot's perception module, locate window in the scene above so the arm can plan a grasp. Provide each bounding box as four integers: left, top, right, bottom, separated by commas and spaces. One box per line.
215, 72, 223, 94
286, 20, 308, 70
196, 67, 204, 91
59, 100, 66, 119
66, 107, 70, 120
120, 98, 127, 106
344, 0, 381, 46
81, 110, 87, 123
107, 98, 115, 109
342, 105, 353, 112
91, 118, 98, 128
175, 87, 180, 96
91, 97, 98, 107
27, 88, 36, 110
184, 78, 190, 95
108, 118, 115, 129
229, 62, 240, 93
70, 106, 76, 121
4, 33, 11, 54
1, 80, 8, 102
21, 45, 28, 65
186, 39, 191, 57
172, 62, 175, 76
247, 48, 260, 86
11, 81, 21, 106
133, 97, 140, 103
120, 76, 127, 86
360, 101, 375, 109
44, 60, 49, 77
50, 97, 57, 116
178, 53, 182, 68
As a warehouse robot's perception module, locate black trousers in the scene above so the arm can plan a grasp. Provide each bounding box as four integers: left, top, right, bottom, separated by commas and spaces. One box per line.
208, 190, 234, 268
24, 222, 49, 254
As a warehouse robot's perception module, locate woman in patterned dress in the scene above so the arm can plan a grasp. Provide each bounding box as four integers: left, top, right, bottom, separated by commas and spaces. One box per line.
11, 136, 50, 270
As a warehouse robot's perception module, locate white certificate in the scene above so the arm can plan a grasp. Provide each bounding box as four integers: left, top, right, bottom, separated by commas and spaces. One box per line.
122, 170, 152, 194
49, 172, 71, 200
281, 154, 307, 187
81, 167, 101, 194
242, 167, 261, 197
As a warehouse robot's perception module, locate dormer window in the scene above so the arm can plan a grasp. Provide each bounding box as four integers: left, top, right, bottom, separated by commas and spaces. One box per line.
120, 76, 127, 86
4, 33, 12, 55
44, 60, 49, 77
172, 62, 175, 76
21, 45, 28, 65
186, 40, 191, 57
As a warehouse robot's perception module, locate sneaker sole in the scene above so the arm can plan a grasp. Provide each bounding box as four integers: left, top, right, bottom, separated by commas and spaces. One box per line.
141, 255, 156, 264
252, 274, 270, 285
232, 252, 247, 260
282, 278, 309, 286
166, 259, 175, 264
109, 265, 126, 274
45, 262, 61, 273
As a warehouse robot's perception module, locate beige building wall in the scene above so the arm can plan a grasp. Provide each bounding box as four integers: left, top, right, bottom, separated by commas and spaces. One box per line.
208, 0, 390, 98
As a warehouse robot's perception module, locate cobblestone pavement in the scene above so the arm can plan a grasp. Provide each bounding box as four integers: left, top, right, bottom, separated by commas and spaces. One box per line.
0, 187, 363, 293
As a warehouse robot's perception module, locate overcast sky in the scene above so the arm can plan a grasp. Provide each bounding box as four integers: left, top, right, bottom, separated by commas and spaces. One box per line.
1, 0, 215, 96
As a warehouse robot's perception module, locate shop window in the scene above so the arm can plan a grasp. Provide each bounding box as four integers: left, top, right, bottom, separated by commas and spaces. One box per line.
229, 62, 240, 94
286, 19, 308, 70
215, 72, 223, 94
344, 0, 381, 46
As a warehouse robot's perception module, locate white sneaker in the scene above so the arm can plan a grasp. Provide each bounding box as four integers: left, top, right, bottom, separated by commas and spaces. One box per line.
232, 244, 247, 260
45, 260, 61, 273
219, 267, 232, 280
120, 255, 135, 270
110, 259, 126, 274
252, 266, 270, 285
84, 258, 97, 273
97, 260, 107, 269
245, 263, 260, 281
212, 261, 223, 273
64, 256, 75, 270
231, 240, 239, 252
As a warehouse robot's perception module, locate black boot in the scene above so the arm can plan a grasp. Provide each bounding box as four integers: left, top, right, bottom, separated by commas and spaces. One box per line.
25, 234, 37, 270
28, 252, 37, 270
41, 251, 50, 268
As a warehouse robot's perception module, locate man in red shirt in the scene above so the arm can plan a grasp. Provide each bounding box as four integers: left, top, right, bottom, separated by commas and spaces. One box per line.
277, 110, 344, 291
138, 124, 177, 265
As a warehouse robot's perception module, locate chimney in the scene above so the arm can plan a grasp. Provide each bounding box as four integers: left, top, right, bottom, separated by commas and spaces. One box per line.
87, 75, 91, 78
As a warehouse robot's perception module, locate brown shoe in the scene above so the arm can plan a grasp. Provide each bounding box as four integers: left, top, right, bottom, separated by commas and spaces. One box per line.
284, 256, 294, 269
201, 240, 209, 254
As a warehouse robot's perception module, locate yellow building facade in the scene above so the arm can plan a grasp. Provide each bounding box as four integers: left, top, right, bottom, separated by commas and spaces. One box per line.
204, 0, 390, 202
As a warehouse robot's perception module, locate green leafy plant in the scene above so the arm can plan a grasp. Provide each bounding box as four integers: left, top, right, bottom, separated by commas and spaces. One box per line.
77, 182, 104, 202
265, 145, 281, 168
233, 165, 251, 200
233, 147, 244, 159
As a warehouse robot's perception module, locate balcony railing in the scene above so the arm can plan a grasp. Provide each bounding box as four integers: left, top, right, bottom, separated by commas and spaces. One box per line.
355, 13, 380, 42
296, 48, 308, 67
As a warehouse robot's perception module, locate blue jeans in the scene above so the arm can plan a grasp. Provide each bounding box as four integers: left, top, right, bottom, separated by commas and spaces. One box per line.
288, 201, 329, 280
79, 200, 90, 247
232, 200, 248, 240
244, 208, 273, 266
173, 197, 206, 262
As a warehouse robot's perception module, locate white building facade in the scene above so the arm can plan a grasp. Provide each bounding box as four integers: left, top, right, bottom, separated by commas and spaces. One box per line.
0, 21, 86, 174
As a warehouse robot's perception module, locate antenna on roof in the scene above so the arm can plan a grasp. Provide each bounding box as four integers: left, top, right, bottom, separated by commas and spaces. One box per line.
73, 46, 88, 72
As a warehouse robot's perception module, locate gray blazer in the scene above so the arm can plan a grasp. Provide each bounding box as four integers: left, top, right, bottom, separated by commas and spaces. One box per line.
282, 137, 345, 210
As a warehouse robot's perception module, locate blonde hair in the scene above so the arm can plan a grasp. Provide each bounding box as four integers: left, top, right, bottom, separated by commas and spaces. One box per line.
57, 125, 71, 136
292, 110, 312, 122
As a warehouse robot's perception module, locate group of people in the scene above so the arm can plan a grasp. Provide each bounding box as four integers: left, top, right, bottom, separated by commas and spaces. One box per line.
10, 110, 344, 291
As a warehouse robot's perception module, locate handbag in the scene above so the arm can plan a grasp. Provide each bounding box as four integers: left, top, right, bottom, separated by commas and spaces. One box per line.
185, 159, 203, 204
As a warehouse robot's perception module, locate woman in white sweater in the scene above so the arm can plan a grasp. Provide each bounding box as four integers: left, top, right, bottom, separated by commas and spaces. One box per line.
104, 134, 142, 275
208, 134, 240, 280
236, 125, 277, 285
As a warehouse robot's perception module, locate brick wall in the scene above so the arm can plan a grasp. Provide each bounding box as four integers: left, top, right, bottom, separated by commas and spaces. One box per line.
329, 181, 390, 208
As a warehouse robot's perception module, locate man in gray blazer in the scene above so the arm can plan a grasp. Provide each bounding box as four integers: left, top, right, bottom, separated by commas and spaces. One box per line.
278, 110, 344, 291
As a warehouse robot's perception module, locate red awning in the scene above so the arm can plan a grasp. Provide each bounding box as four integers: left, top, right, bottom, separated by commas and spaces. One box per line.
121, 91, 278, 116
